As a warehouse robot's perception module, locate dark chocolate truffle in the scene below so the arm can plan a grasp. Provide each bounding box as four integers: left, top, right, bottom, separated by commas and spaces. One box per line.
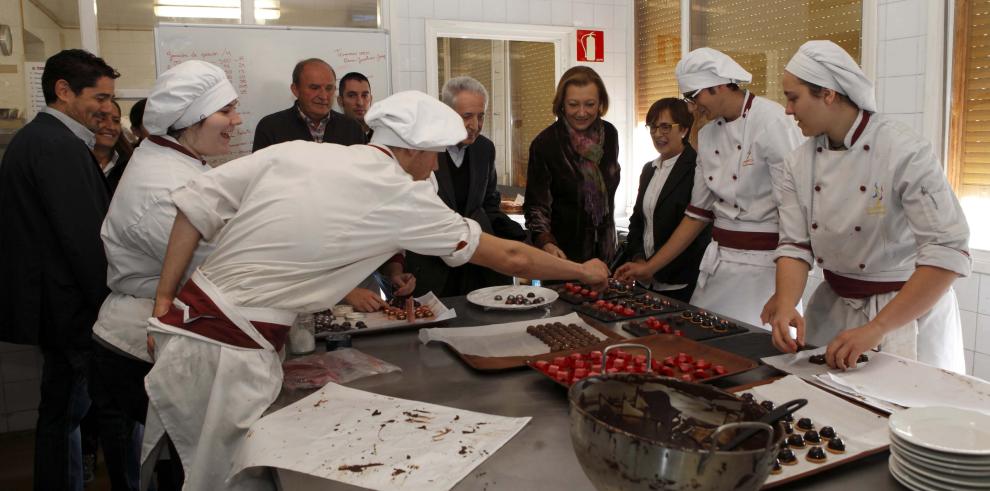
777, 448, 798, 465
761, 400, 775, 411
782, 421, 794, 434
796, 417, 814, 431
804, 430, 821, 444
826, 437, 846, 454
806, 446, 827, 463
787, 434, 806, 449
770, 458, 782, 475
809, 354, 827, 365
819, 426, 836, 440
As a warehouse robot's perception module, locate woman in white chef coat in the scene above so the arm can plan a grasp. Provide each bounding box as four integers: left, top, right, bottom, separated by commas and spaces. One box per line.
616, 48, 804, 327
764, 41, 970, 371
90, 59, 240, 489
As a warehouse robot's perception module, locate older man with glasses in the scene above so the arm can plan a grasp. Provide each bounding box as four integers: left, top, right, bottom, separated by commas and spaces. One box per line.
617, 48, 803, 328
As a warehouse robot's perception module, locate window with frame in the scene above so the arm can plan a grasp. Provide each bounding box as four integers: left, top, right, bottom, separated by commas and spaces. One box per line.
948, 0, 990, 251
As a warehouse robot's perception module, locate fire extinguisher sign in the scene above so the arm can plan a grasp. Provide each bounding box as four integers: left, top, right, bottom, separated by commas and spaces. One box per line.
576, 29, 604, 62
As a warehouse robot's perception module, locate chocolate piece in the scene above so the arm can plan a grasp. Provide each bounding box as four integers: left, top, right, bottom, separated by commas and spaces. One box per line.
740, 392, 755, 402
809, 354, 827, 365
777, 448, 798, 465
782, 421, 793, 434
527, 292, 536, 298
796, 418, 814, 431
803, 430, 821, 444
355, 321, 367, 329
819, 426, 836, 440
760, 400, 774, 411
783, 412, 794, 423
806, 446, 827, 463
494, 295, 503, 301
857, 353, 869, 363
826, 437, 846, 454
770, 458, 782, 475
786, 434, 806, 449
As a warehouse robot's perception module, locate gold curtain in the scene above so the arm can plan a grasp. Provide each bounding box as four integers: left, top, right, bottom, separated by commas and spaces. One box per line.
949, 0, 990, 196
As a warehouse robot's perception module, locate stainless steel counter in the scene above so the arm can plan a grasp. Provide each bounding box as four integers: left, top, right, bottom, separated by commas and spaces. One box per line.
286, 296, 903, 490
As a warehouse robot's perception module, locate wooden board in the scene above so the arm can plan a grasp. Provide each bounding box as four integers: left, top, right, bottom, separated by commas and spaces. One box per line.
525, 334, 759, 388
449, 315, 624, 372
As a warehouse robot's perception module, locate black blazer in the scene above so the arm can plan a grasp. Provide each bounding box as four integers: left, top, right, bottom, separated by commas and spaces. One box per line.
407, 135, 526, 296
0, 112, 110, 348
524, 119, 620, 262
252, 105, 365, 151
625, 144, 711, 286
105, 152, 131, 196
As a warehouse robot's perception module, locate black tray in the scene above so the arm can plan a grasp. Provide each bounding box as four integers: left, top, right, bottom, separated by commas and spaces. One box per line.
549, 280, 637, 304
571, 292, 689, 321
621, 309, 748, 341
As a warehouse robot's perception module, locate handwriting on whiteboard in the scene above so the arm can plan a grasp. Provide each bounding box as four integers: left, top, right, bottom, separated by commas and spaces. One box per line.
334, 48, 386, 65
166, 49, 250, 96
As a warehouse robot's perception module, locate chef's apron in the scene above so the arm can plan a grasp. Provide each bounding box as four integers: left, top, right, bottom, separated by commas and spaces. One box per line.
141, 269, 294, 490
690, 220, 801, 329
804, 270, 965, 373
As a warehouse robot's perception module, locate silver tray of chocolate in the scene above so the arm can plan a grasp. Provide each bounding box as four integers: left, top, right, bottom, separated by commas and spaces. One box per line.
465, 285, 559, 310
312, 292, 456, 337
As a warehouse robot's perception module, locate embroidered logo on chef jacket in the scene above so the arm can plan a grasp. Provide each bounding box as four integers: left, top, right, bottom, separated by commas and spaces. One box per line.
742, 150, 753, 166
867, 183, 885, 215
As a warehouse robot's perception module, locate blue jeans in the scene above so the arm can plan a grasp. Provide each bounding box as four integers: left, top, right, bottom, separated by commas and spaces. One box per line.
35, 346, 91, 491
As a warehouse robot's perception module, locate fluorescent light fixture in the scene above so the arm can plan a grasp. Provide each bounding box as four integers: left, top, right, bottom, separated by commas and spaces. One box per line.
154, 1, 280, 20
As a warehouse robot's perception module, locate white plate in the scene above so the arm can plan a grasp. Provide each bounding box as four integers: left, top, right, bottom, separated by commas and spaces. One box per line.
466, 285, 558, 310
889, 456, 953, 491
890, 433, 990, 466
889, 407, 990, 456
891, 452, 989, 489
891, 442, 990, 476
892, 448, 990, 485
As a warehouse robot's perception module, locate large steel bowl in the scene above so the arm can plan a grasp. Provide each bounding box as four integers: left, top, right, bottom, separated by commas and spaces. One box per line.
568, 368, 783, 491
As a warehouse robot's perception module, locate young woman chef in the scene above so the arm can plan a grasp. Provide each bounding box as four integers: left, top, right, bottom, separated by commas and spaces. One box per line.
764, 40, 970, 371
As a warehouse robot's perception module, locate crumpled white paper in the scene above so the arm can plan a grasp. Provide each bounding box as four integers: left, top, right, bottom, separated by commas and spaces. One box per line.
418, 312, 608, 358
229, 382, 530, 491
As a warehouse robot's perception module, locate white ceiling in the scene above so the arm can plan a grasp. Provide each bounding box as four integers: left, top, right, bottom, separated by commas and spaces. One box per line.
30, 0, 379, 29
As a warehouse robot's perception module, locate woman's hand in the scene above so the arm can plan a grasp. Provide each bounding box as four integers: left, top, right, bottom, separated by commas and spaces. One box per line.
390, 273, 416, 297
580, 259, 610, 291
344, 288, 387, 312
614, 260, 653, 284
543, 243, 567, 259
826, 322, 884, 370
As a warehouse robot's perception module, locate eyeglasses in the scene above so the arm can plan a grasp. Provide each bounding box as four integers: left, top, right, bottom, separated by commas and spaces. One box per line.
681, 88, 703, 104
648, 122, 681, 134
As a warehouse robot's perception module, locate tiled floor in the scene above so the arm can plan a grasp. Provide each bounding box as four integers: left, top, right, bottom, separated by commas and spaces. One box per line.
0, 431, 111, 490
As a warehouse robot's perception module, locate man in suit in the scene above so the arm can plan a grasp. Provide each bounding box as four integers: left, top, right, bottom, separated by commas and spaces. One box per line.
0, 49, 118, 491
252, 58, 365, 151
337, 71, 374, 142
407, 76, 527, 297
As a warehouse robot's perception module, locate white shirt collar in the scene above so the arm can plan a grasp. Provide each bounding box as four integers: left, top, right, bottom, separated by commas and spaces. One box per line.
42, 106, 96, 150
651, 152, 681, 169
447, 144, 467, 168
102, 151, 119, 176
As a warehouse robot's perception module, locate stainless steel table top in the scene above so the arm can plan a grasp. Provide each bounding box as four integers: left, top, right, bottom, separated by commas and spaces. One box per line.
283, 296, 903, 490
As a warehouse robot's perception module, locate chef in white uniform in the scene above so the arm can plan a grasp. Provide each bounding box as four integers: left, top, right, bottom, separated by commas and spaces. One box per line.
92, 60, 238, 489
616, 48, 804, 327
764, 41, 970, 371
142, 90, 609, 490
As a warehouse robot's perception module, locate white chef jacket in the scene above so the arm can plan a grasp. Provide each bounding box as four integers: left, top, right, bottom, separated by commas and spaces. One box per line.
93, 136, 215, 361
774, 111, 971, 369
685, 91, 804, 233
682, 92, 804, 327
171, 141, 482, 313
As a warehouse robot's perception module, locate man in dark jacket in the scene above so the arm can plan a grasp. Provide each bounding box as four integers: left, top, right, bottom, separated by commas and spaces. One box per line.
0, 49, 117, 491
252, 58, 365, 151
407, 76, 527, 297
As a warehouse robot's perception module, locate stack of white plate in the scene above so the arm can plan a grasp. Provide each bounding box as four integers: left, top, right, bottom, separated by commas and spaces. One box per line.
887, 407, 990, 490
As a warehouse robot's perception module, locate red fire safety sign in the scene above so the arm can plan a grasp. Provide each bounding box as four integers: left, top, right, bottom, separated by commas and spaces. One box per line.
577, 30, 604, 62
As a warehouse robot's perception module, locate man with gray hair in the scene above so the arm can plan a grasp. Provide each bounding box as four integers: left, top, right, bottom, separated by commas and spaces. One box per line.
407, 76, 527, 297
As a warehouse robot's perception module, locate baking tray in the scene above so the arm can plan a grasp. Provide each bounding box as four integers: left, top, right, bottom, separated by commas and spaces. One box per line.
525, 334, 758, 388
313, 293, 453, 338
727, 376, 891, 489
572, 292, 690, 322
548, 280, 637, 304
621, 309, 748, 341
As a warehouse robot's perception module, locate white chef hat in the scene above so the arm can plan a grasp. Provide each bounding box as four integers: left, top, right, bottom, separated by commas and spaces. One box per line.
675, 48, 752, 93
785, 40, 876, 112
143, 60, 237, 136
367, 90, 467, 152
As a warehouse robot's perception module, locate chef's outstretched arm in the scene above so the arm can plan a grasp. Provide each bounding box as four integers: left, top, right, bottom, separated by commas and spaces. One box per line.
153, 210, 203, 317
469, 233, 609, 290
825, 265, 957, 370
615, 216, 708, 283
764, 256, 811, 353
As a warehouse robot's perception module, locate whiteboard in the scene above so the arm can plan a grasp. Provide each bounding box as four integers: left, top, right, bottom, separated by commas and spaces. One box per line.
155, 23, 390, 160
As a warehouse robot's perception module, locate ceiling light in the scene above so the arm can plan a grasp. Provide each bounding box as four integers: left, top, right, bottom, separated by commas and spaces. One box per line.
154, 1, 280, 20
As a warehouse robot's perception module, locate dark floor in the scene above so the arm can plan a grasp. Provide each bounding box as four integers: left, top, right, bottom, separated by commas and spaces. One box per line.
0, 431, 112, 491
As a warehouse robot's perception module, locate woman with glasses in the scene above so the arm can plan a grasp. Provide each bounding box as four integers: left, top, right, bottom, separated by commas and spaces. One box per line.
616, 48, 803, 328
525, 66, 620, 263
616, 98, 710, 302
764, 41, 969, 371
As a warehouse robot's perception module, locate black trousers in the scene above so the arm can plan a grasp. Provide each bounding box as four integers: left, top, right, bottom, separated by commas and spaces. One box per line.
35, 345, 90, 491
